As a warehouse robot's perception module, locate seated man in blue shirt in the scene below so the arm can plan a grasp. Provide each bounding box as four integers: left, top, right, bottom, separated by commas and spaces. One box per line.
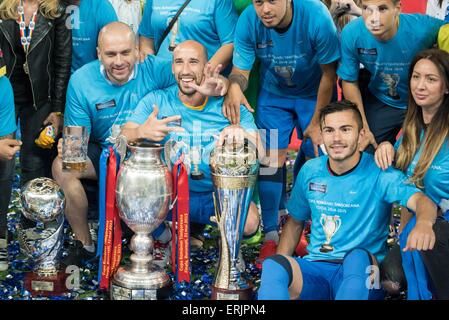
338, 0, 446, 152
258, 100, 438, 300
121, 40, 262, 264
53, 23, 227, 266
223, 0, 341, 266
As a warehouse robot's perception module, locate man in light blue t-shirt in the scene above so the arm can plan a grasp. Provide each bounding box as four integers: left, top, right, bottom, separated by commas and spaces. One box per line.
223, 0, 340, 268
0, 67, 20, 271
338, 0, 446, 152
121, 40, 261, 262
258, 100, 438, 300
69, 0, 118, 73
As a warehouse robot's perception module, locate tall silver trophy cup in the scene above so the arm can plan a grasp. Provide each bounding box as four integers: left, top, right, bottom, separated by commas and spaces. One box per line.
18, 178, 67, 296
111, 141, 173, 300
210, 142, 259, 300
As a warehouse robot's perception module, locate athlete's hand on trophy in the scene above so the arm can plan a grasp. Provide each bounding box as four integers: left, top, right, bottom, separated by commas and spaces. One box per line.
187, 63, 228, 97
217, 124, 246, 147
223, 84, 254, 125
374, 141, 395, 170
0, 138, 21, 161
137, 104, 184, 141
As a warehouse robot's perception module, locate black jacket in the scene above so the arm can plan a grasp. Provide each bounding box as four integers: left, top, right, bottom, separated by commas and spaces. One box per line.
0, 4, 71, 112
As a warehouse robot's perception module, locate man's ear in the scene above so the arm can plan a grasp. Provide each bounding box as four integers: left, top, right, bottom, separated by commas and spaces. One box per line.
358, 127, 366, 142
96, 47, 101, 62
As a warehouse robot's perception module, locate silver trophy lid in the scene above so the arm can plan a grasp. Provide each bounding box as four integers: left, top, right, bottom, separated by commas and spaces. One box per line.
210, 141, 259, 176
20, 178, 65, 223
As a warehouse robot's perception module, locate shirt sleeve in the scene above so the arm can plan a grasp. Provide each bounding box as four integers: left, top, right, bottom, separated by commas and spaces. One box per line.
99, 0, 118, 28
286, 167, 312, 222
232, 8, 256, 71
311, 2, 341, 65
64, 78, 93, 135
214, 0, 238, 45
142, 56, 176, 90
128, 93, 155, 124
336, 22, 360, 82
138, 0, 153, 38
239, 105, 257, 131
0, 77, 16, 137
375, 167, 421, 208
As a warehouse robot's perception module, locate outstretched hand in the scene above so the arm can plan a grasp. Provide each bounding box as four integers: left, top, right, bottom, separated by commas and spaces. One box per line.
137, 105, 184, 141
186, 63, 228, 97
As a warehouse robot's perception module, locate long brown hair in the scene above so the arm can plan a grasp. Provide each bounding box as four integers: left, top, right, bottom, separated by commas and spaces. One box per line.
0, 0, 62, 20
396, 49, 449, 189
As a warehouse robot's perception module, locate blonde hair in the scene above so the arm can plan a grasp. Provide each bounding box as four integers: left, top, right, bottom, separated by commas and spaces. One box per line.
0, 0, 61, 20
396, 49, 449, 189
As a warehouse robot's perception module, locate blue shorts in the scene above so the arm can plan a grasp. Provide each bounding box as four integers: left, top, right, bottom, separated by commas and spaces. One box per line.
256, 89, 316, 157
295, 252, 385, 300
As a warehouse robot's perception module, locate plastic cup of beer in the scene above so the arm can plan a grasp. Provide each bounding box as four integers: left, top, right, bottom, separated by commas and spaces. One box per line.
62, 126, 88, 172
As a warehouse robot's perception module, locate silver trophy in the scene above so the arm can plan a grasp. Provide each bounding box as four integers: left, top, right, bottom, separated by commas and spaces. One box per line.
111, 140, 173, 300
209, 141, 259, 300
17, 178, 66, 295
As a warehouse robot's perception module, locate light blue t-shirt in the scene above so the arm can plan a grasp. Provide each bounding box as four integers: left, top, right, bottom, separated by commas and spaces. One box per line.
70, 0, 118, 73
64, 56, 175, 147
138, 0, 237, 62
395, 135, 449, 213
0, 76, 16, 136
128, 85, 257, 192
338, 14, 445, 109
286, 152, 420, 262
233, 0, 340, 98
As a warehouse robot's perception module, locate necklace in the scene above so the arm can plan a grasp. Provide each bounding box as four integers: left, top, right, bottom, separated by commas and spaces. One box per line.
17, 0, 38, 74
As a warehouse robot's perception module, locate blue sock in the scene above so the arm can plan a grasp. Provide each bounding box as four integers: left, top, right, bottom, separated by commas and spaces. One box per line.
335, 248, 381, 300
258, 167, 284, 234
258, 258, 291, 300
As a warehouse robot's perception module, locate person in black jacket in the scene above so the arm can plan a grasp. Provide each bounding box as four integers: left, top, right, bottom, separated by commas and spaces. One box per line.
0, 0, 71, 188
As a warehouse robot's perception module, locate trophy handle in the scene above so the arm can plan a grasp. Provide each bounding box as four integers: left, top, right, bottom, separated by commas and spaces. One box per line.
334, 216, 342, 235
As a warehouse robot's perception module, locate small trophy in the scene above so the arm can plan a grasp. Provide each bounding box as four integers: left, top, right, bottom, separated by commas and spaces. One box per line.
319, 214, 341, 253
209, 141, 259, 300
190, 146, 204, 180
18, 178, 67, 296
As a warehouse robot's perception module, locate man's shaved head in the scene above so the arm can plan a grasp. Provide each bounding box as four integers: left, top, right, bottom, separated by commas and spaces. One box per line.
173, 40, 208, 63
97, 22, 139, 86
98, 22, 136, 49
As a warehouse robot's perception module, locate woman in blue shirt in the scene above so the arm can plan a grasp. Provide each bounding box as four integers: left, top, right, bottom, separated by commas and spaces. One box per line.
375, 48, 449, 299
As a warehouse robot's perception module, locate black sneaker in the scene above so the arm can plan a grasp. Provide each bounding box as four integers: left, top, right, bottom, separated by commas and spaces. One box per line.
62, 240, 96, 268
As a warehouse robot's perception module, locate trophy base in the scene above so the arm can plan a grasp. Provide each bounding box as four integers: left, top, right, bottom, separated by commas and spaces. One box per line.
319, 244, 334, 253
110, 264, 172, 300
24, 271, 68, 296
211, 285, 254, 300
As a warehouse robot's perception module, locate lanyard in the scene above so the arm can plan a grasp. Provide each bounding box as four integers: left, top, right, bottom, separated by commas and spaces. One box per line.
17, 0, 37, 53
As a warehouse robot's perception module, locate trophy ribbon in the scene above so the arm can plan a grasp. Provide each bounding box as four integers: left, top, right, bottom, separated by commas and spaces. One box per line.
99, 147, 122, 290
171, 157, 190, 283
